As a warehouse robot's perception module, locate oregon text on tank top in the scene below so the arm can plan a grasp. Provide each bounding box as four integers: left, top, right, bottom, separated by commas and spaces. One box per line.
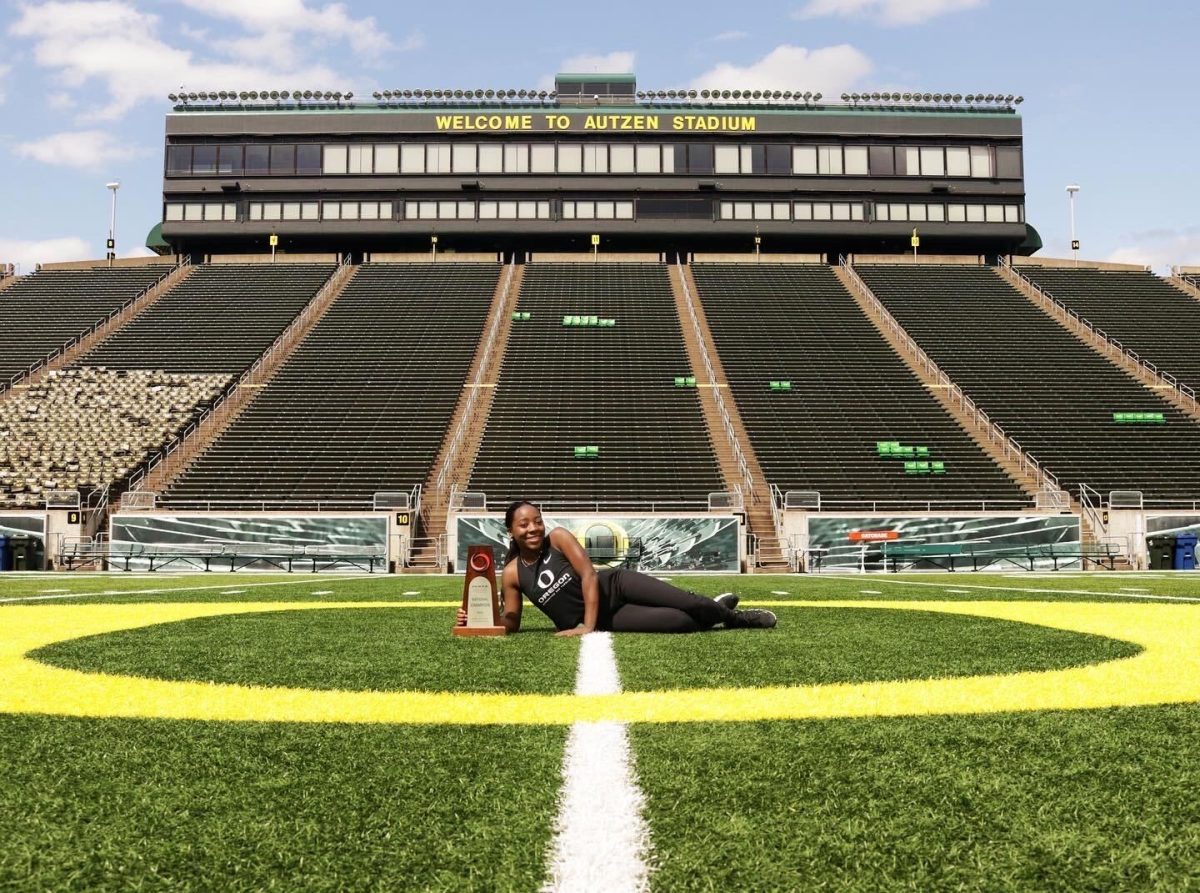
516, 544, 585, 631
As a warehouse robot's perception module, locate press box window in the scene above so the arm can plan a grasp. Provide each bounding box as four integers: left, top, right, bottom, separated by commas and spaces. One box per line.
374, 145, 399, 175
478, 144, 503, 173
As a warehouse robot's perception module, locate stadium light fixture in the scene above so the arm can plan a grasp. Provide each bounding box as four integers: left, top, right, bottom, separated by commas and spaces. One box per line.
1066, 184, 1081, 266
105, 180, 120, 266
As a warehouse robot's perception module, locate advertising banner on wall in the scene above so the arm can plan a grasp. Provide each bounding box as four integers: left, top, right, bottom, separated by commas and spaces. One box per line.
456, 515, 740, 573
0, 516, 45, 541
1147, 515, 1200, 535
111, 514, 388, 571
807, 515, 1080, 570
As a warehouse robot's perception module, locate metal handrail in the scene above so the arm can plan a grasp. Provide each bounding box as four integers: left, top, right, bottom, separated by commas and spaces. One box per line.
126, 257, 353, 492
840, 256, 1056, 498
676, 261, 755, 499
435, 257, 515, 497
998, 257, 1198, 410
1, 259, 188, 396
1078, 483, 1107, 536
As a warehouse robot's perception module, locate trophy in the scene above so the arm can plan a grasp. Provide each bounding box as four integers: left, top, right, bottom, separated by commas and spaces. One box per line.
454, 545, 506, 636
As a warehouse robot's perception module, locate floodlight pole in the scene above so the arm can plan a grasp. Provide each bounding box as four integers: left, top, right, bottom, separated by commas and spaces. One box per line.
1066, 184, 1080, 266
105, 180, 121, 267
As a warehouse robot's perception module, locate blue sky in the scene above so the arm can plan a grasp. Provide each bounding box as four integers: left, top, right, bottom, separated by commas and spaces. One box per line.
0, 0, 1196, 271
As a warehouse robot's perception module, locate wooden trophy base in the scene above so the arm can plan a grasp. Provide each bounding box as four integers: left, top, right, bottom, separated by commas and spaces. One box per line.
453, 626, 507, 637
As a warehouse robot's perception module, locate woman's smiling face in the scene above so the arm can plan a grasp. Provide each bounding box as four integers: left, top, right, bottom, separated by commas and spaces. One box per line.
509, 503, 545, 552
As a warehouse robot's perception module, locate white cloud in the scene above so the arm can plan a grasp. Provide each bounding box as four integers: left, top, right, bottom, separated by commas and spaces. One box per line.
0, 64, 10, 104
46, 92, 75, 110
14, 130, 148, 169
691, 44, 873, 94
1108, 229, 1200, 274
0, 236, 93, 272
538, 50, 636, 91
795, 0, 984, 26
175, 0, 399, 58
9, 1, 351, 120
559, 50, 636, 74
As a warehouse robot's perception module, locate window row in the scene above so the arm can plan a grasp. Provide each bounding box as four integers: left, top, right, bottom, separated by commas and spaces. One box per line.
718, 202, 868, 221
874, 202, 1023, 223
164, 203, 238, 222
167, 199, 1025, 225
166, 141, 1019, 179
562, 201, 636, 220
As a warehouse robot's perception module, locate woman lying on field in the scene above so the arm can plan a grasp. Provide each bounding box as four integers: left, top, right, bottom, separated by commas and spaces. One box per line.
456, 500, 776, 636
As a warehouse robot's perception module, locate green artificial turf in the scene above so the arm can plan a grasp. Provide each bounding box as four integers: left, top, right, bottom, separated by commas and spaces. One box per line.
4, 570, 1199, 606
631, 706, 1200, 892
614, 607, 1141, 690
0, 716, 566, 893
35, 606, 574, 694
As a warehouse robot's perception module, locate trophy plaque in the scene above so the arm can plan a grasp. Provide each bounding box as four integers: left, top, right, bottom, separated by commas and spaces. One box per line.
454, 545, 506, 637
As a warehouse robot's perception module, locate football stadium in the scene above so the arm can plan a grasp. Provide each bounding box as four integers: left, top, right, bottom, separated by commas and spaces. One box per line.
2, 72, 1200, 891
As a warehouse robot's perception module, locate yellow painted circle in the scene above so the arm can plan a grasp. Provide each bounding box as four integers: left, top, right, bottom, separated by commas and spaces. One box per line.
1, 600, 1199, 725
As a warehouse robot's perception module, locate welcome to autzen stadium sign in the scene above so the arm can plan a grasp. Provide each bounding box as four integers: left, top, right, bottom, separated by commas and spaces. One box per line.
433, 113, 760, 133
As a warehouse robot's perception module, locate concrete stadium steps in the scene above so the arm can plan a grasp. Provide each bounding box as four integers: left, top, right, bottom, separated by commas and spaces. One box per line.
691, 263, 1028, 509
1013, 265, 1200, 395
856, 264, 1200, 501
161, 262, 500, 507
0, 266, 172, 387
79, 263, 337, 374
467, 262, 724, 508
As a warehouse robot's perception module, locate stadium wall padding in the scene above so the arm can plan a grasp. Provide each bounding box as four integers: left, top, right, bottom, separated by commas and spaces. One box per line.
455, 514, 740, 572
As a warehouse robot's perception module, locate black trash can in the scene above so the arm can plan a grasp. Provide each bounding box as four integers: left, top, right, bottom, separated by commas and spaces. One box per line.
1146, 535, 1175, 570
8, 535, 33, 571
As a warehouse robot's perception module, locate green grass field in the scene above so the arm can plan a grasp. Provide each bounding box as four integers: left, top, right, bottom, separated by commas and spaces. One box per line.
2, 571, 1199, 891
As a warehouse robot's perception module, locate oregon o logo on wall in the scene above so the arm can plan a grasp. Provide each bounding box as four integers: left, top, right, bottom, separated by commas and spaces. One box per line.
575, 521, 630, 568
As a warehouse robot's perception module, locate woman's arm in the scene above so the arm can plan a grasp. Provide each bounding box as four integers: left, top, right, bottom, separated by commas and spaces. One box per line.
550, 527, 598, 637
499, 563, 523, 633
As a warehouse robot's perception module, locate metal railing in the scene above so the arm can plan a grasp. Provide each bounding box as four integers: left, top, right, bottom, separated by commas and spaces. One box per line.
1078, 483, 1107, 537
998, 257, 1198, 413
145, 498, 376, 512
767, 483, 787, 545
784, 490, 822, 510
126, 256, 354, 493
840, 256, 1056, 499
676, 261, 756, 500
707, 489, 744, 511
2, 261, 188, 396
434, 257, 516, 499
405, 534, 446, 569
373, 486, 421, 513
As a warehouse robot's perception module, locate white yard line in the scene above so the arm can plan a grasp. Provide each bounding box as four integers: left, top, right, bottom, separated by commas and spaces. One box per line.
859, 590, 882, 595
873, 578, 1200, 603
770, 590, 791, 595
0, 576, 380, 604
542, 632, 652, 893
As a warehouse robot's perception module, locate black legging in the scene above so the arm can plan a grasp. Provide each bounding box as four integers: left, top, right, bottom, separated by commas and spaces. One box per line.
599, 569, 735, 633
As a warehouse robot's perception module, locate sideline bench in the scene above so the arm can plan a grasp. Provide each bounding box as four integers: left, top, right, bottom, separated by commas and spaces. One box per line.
59, 542, 386, 573
881, 541, 1121, 573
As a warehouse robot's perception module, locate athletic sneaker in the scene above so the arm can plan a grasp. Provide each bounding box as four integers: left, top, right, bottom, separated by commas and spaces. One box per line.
728, 608, 777, 629
714, 592, 740, 611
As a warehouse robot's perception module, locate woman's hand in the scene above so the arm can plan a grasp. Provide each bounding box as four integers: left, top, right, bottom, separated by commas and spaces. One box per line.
555, 625, 594, 638
456, 608, 467, 627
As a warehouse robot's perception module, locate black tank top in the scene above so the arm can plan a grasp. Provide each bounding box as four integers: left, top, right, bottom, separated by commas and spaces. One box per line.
515, 542, 614, 630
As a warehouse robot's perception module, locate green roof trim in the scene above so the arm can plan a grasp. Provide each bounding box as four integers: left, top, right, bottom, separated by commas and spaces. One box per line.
555, 73, 636, 83
145, 222, 170, 255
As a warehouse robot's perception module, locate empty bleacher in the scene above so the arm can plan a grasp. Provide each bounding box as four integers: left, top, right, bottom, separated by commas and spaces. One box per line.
468, 263, 723, 507
162, 263, 499, 506
1017, 266, 1200, 393
857, 265, 1200, 501
80, 264, 335, 374
0, 267, 168, 384
691, 264, 1027, 508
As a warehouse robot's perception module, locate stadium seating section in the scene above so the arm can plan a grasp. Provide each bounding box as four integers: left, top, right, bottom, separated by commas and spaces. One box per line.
80, 264, 335, 374
162, 263, 499, 506
691, 264, 1027, 507
468, 263, 723, 506
856, 265, 1200, 500
1017, 266, 1200, 393
0, 368, 230, 507
0, 267, 168, 383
